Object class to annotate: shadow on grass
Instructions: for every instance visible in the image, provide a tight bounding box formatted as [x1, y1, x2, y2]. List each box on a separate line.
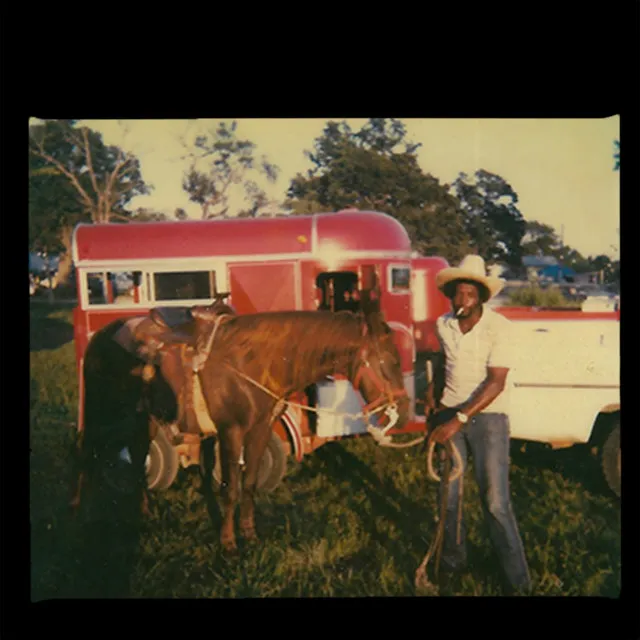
[29, 311, 75, 352]
[509, 441, 618, 502]
[310, 443, 434, 564]
[31, 469, 147, 601]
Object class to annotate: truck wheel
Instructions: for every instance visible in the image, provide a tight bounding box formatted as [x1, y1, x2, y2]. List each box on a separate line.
[601, 421, 620, 498]
[145, 427, 180, 491]
[212, 431, 288, 492]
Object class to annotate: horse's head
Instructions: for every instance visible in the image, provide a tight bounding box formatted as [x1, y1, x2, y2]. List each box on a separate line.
[351, 311, 410, 431]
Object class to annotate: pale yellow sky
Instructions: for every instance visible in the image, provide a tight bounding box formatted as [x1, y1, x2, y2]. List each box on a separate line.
[76, 117, 620, 259]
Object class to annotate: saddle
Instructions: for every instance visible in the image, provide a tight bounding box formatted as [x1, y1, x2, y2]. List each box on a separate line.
[132, 294, 233, 351]
[123, 295, 234, 441]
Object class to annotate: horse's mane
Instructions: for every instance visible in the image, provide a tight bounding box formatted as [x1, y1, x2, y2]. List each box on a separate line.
[215, 310, 369, 382]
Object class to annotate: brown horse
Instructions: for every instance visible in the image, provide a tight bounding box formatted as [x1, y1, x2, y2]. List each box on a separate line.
[74, 306, 409, 555]
[190, 309, 410, 553]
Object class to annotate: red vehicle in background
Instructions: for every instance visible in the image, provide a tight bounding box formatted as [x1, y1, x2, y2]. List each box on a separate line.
[71, 208, 620, 497]
[71, 209, 439, 491]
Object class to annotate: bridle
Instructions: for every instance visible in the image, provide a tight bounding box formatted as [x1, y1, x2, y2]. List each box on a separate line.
[352, 330, 408, 432]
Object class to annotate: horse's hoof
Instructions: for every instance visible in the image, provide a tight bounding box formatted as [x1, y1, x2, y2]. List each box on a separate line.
[221, 540, 239, 556]
[241, 528, 259, 544]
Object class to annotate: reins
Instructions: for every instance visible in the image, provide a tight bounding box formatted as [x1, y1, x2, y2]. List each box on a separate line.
[222, 363, 395, 425]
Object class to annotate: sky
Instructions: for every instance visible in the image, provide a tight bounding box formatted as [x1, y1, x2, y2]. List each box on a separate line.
[74, 117, 620, 260]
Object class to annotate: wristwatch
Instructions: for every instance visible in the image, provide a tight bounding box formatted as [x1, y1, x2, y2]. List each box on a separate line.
[456, 411, 469, 424]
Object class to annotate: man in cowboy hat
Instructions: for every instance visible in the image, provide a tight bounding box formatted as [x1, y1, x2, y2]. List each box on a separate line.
[425, 254, 532, 595]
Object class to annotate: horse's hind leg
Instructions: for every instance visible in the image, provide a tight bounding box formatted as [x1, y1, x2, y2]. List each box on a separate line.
[239, 421, 272, 543]
[200, 435, 216, 500]
[218, 424, 244, 553]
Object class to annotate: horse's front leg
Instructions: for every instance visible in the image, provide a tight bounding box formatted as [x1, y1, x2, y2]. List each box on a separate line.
[239, 420, 272, 543]
[218, 424, 244, 553]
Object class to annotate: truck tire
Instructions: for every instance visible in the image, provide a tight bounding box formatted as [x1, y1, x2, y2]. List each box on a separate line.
[146, 427, 180, 491]
[601, 421, 620, 498]
[212, 431, 288, 492]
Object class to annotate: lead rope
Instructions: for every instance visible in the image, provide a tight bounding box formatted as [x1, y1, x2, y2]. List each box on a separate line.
[222, 365, 464, 467]
[415, 359, 464, 591]
[415, 439, 464, 592]
[222, 363, 394, 425]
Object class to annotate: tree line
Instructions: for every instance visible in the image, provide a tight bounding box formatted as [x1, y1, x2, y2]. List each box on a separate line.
[29, 118, 619, 285]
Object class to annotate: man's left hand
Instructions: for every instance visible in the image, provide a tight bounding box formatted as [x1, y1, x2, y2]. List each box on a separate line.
[429, 418, 463, 445]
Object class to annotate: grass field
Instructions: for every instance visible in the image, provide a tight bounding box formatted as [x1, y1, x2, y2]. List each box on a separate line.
[30, 303, 622, 601]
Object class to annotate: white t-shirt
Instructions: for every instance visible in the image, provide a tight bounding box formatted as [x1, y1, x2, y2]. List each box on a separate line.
[436, 306, 512, 414]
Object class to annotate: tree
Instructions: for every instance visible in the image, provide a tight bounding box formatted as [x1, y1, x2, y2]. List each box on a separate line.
[521, 221, 562, 257]
[130, 208, 168, 222]
[452, 170, 526, 266]
[181, 121, 279, 219]
[29, 119, 151, 282]
[558, 247, 591, 273]
[587, 254, 618, 283]
[285, 119, 473, 263]
[519, 220, 594, 275]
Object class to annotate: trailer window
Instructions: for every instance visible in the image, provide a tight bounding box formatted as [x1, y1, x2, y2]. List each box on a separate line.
[85, 271, 142, 306]
[316, 272, 359, 312]
[389, 266, 410, 293]
[86, 272, 107, 304]
[153, 270, 216, 301]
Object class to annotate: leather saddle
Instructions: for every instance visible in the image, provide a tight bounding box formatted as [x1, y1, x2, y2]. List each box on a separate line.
[120, 295, 234, 440]
[132, 293, 233, 352]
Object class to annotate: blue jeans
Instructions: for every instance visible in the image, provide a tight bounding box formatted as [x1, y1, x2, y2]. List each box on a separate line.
[432, 408, 531, 592]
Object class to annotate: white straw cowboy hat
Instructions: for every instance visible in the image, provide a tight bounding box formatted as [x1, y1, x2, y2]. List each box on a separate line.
[436, 254, 505, 300]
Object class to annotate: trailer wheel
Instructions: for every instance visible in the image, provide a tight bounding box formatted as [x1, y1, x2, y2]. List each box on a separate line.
[212, 431, 288, 492]
[145, 428, 180, 491]
[601, 421, 620, 498]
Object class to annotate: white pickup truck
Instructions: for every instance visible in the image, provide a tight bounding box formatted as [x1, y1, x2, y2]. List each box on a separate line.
[495, 307, 620, 496]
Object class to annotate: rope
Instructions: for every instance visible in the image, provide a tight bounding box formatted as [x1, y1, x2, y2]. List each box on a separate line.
[223, 363, 391, 423]
[192, 314, 229, 372]
[222, 366, 461, 459]
[371, 433, 427, 449]
[415, 437, 464, 591]
[426, 438, 464, 482]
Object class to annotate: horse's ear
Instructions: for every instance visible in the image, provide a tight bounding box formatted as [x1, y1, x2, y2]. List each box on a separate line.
[363, 309, 390, 337]
[359, 289, 381, 316]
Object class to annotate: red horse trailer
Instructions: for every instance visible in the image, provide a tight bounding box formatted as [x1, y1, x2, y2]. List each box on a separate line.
[72, 209, 432, 491]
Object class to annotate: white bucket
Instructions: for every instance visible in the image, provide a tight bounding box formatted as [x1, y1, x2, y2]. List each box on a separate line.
[315, 379, 376, 438]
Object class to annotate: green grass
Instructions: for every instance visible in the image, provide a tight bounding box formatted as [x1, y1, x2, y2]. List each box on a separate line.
[30, 303, 621, 600]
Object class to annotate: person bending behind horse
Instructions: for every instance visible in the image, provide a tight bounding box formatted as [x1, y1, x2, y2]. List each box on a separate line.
[425, 255, 532, 595]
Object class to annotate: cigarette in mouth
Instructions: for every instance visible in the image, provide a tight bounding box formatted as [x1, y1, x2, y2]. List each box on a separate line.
[456, 307, 465, 317]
